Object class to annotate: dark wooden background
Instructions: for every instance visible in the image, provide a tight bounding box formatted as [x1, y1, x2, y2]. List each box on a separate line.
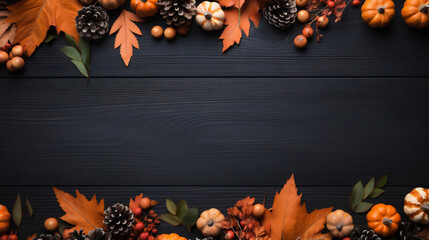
[1, 0, 429, 238]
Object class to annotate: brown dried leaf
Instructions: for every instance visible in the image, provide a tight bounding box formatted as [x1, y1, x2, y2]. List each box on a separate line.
[0, 8, 15, 47]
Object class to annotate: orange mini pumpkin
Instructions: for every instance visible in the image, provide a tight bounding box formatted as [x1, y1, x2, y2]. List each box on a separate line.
[401, 0, 429, 28]
[361, 0, 395, 27]
[367, 203, 401, 237]
[157, 233, 187, 240]
[130, 0, 159, 18]
[0, 205, 11, 235]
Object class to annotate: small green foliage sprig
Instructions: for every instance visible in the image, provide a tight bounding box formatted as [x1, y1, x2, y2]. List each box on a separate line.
[159, 199, 199, 233]
[61, 33, 90, 78]
[350, 174, 388, 213]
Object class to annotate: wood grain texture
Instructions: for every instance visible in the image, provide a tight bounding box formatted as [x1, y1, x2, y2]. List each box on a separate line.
[0, 0, 428, 78]
[0, 77, 428, 186]
[0, 186, 416, 239]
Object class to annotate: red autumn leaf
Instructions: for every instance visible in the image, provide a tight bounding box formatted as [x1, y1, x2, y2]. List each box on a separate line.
[219, 0, 261, 52]
[109, 9, 143, 67]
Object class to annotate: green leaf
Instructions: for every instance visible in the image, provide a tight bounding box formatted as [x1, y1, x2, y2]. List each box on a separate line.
[12, 194, 22, 228]
[159, 213, 182, 226]
[354, 202, 374, 213]
[61, 46, 81, 62]
[364, 177, 375, 199]
[375, 174, 388, 189]
[58, 220, 65, 234]
[350, 180, 365, 211]
[44, 34, 56, 43]
[166, 198, 177, 215]
[176, 200, 189, 221]
[369, 188, 385, 199]
[182, 207, 198, 227]
[71, 60, 89, 78]
[78, 38, 90, 69]
[64, 33, 79, 50]
[25, 196, 33, 218]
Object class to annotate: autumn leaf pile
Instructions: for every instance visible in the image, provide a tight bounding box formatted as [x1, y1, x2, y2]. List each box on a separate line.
[218, 0, 268, 52]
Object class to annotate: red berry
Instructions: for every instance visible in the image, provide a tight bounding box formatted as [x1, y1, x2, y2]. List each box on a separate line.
[132, 207, 142, 217]
[302, 26, 314, 38]
[247, 223, 254, 230]
[351, 0, 360, 6]
[135, 222, 145, 232]
[225, 230, 235, 240]
[151, 229, 157, 234]
[240, 220, 246, 227]
[0, 235, 8, 240]
[327, 0, 335, 8]
[148, 236, 154, 240]
[139, 232, 149, 240]
[9, 235, 18, 240]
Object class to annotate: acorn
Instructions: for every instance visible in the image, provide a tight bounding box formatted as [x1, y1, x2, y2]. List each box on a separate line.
[294, 34, 307, 48]
[297, 10, 310, 23]
[151, 26, 164, 39]
[11, 45, 26, 57]
[252, 204, 265, 218]
[8, 56, 25, 72]
[164, 27, 176, 40]
[139, 197, 151, 210]
[0, 51, 9, 64]
[44, 218, 59, 232]
[317, 15, 329, 28]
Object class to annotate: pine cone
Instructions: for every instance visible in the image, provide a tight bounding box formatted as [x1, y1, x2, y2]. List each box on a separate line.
[68, 229, 86, 240]
[0, 0, 21, 6]
[104, 203, 135, 236]
[157, 0, 197, 27]
[86, 228, 111, 240]
[32, 234, 61, 240]
[263, 0, 297, 29]
[75, 5, 109, 40]
[351, 228, 382, 240]
[396, 222, 425, 240]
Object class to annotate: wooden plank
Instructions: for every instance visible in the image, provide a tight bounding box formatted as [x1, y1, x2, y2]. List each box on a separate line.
[0, 186, 415, 239]
[0, 0, 428, 78]
[0, 78, 428, 186]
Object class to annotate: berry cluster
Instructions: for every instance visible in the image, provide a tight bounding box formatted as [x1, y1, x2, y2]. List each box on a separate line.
[293, 0, 361, 48]
[223, 198, 267, 240]
[0, 44, 26, 72]
[0, 233, 18, 240]
[131, 197, 160, 240]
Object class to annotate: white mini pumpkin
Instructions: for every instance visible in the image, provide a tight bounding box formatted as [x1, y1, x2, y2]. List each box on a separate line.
[196, 1, 225, 31]
[404, 187, 429, 224]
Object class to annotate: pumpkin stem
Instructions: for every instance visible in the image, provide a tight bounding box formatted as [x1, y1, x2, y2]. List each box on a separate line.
[336, 224, 343, 231]
[422, 202, 429, 212]
[377, 6, 386, 13]
[383, 217, 393, 226]
[207, 219, 214, 227]
[420, 4, 429, 13]
[204, 11, 213, 20]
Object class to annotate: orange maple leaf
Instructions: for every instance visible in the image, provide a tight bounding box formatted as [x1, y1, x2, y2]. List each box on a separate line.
[262, 175, 333, 240]
[5, 0, 82, 57]
[110, 9, 143, 67]
[218, 0, 246, 9]
[53, 187, 105, 234]
[0, 8, 16, 47]
[219, 0, 261, 52]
